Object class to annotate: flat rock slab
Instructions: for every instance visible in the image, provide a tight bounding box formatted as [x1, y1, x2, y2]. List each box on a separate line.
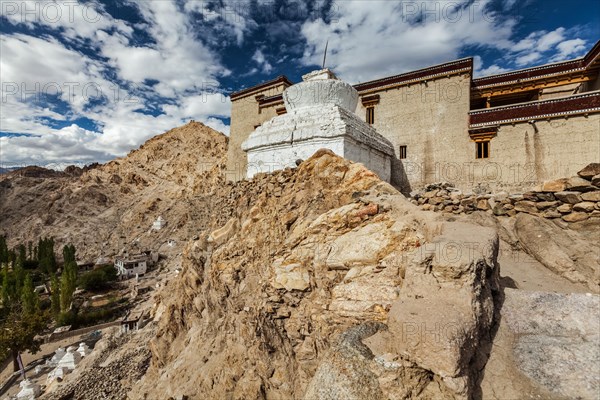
[482, 289, 600, 399]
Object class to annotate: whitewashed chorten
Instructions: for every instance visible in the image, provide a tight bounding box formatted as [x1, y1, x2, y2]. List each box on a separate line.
[242, 69, 394, 181]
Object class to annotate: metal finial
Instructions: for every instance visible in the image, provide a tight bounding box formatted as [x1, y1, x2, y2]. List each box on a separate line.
[322, 40, 329, 69]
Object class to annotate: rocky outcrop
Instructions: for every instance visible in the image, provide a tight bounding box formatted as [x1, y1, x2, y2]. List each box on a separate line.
[481, 289, 600, 399]
[514, 213, 599, 291]
[303, 322, 387, 400]
[129, 150, 501, 400]
[42, 327, 153, 400]
[3, 121, 596, 400]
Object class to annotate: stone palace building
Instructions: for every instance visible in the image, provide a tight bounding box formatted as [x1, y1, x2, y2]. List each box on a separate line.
[227, 40, 600, 192]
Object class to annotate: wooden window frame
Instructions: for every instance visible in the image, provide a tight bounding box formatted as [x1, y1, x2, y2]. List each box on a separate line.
[475, 140, 490, 159]
[399, 145, 407, 159]
[366, 106, 375, 125]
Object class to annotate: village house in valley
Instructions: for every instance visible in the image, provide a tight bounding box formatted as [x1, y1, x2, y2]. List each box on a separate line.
[114, 252, 158, 279]
[227, 40, 600, 192]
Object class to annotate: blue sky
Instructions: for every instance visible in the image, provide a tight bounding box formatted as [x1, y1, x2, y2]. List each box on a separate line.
[1, 0, 598, 167]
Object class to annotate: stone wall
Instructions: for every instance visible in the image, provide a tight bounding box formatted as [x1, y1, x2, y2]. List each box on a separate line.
[410, 163, 600, 224]
[226, 83, 288, 181]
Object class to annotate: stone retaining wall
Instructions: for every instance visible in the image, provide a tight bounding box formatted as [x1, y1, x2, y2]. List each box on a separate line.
[410, 163, 600, 223]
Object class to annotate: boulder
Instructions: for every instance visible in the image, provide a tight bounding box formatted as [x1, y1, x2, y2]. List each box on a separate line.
[541, 178, 567, 192]
[562, 212, 589, 222]
[476, 199, 489, 210]
[554, 191, 582, 204]
[534, 192, 555, 202]
[492, 204, 508, 216]
[384, 223, 500, 397]
[542, 210, 561, 219]
[564, 176, 597, 192]
[577, 163, 600, 180]
[514, 213, 599, 289]
[522, 192, 538, 201]
[481, 290, 600, 400]
[429, 196, 445, 205]
[542, 176, 597, 192]
[535, 201, 558, 210]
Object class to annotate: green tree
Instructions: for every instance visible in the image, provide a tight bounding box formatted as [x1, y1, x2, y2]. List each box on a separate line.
[50, 274, 60, 317]
[0, 266, 45, 372]
[0, 236, 8, 265]
[1, 264, 10, 306]
[20, 274, 38, 315]
[38, 238, 57, 274]
[63, 244, 76, 264]
[78, 265, 117, 292]
[0, 304, 45, 371]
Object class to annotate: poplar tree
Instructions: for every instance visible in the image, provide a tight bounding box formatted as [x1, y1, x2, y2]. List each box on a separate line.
[50, 274, 60, 317]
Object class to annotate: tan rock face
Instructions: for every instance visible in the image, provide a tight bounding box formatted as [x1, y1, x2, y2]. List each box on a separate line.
[383, 223, 499, 397]
[482, 290, 600, 400]
[271, 260, 310, 291]
[128, 150, 502, 400]
[514, 213, 599, 290]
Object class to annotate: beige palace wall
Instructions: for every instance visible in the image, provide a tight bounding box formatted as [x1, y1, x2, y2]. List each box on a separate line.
[226, 84, 287, 181]
[356, 73, 472, 192]
[471, 115, 600, 192]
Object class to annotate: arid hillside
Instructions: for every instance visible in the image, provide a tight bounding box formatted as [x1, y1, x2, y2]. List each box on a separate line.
[0, 122, 227, 261]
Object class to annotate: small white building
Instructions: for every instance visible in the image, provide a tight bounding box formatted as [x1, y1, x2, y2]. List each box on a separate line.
[115, 251, 158, 280]
[115, 255, 148, 279]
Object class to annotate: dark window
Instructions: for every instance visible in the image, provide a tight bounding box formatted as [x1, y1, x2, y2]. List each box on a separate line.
[366, 107, 375, 125]
[476, 140, 490, 159]
[399, 145, 407, 159]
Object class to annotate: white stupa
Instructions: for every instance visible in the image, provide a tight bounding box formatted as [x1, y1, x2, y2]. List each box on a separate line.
[47, 347, 66, 367]
[242, 69, 394, 181]
[57, 346, 81, 371]
[77, 342, 91, 357]
[16, 379, 41, 399]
